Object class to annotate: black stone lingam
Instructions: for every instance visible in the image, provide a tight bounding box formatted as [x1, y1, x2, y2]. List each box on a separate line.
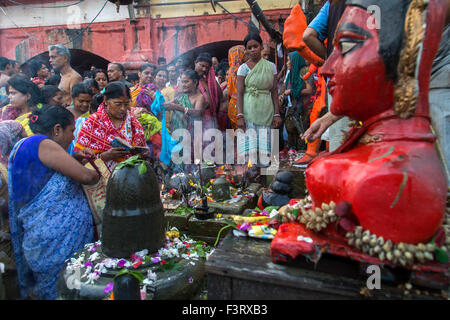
[194, 196, 214, 220]
[101, 161, 165, 258]
[211, 176, 231, 202]
[200, 164, 216, 185]
[113, 273, 141, 300]
[58, 160, 206, 300]
[261, 171, 294, 207]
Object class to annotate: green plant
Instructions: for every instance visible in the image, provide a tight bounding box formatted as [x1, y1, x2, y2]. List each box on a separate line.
[114, 268, 145, 284]
[115, 155, 147, 175]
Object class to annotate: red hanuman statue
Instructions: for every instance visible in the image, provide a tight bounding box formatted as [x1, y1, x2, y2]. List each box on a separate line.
[271, 0, 449, 272]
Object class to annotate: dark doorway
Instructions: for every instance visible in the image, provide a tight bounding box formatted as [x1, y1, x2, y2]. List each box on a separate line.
[168, 40, 279, 69]
[169, 40, 242, 68]
[21, 49, 110, 78]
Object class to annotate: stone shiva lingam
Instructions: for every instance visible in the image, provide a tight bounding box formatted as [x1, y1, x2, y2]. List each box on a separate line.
[260, 171, 294, 208]
[101, 159, 165, 257]
[211, 175, 231, 202]
[271, 0, 450, 286]
[58, 158, 207, 300]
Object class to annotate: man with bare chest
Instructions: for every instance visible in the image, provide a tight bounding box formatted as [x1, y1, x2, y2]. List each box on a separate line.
[48, 45, 82, 107]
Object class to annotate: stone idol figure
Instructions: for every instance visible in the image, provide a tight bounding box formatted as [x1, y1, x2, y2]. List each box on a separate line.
[271, 0, 449, 275]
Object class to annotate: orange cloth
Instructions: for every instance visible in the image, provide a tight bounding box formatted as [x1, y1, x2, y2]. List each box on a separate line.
[302, 64, 318, 81]
[226, 45, 246, 129]
[310, 70, 326, 126]
[283, 4, 325, 67]
[130, 84, 140, 108]
[297, 68, 326, 163]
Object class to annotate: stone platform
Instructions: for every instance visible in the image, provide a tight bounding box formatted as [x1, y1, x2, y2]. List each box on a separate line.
[205, 233, 447, 300]
[164, 183, 263, 245]
[165, 212, 233, 246]
[58, 242, 206, 300]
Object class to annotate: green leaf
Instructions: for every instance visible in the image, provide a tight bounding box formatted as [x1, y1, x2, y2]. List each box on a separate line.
[197, 248, 206, 258]
[173, 206, 194, 216]
[114, 268, 130, 279]
[113, 268, 145, 284]
[292, 209, 299, 217]
[264, 206, 280, 213]
[115, 162, 126, 170]
[129, 271, 145, 284]
[138, 162, 147, 175]
[159, 259, 181, 272]
[435, 247, 449, 264]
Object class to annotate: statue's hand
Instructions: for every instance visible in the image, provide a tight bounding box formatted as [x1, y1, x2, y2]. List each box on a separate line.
[302, 112, 342, 142]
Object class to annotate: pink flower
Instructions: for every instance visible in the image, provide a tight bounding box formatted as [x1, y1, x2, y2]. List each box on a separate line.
[239, 222, 252, 232]
[130, 254, 139, 261]
[188, 277, 193, 283]
[151, 257, 161, 264]
[117, 259, 126, 268]
[84, 262, 93, 268]
[104, 283, 114, 294]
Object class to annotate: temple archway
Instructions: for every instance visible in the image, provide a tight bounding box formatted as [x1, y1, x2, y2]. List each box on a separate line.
[169, 40, 278, 68]
[169, 40, 242, 67]
[21, 49, 110, 78]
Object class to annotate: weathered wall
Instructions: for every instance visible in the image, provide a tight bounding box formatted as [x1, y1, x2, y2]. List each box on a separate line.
[0, 0, 292, 69]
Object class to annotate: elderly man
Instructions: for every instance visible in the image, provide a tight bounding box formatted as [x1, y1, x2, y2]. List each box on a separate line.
[107, 62, 133, 88]
[48, 44, 82, 107]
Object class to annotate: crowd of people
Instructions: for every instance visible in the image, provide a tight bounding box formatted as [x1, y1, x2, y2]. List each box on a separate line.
[0, 31, 326, 299]
[0, 0, 447, 300]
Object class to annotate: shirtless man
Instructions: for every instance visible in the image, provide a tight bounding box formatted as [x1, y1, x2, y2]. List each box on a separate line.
[48, 44, 82, 107]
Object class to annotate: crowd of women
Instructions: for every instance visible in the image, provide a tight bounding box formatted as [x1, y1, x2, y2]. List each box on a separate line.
[0, 31, 322, 300]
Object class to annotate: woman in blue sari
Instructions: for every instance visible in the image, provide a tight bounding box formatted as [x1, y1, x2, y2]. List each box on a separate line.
[8, 105, 100, 299]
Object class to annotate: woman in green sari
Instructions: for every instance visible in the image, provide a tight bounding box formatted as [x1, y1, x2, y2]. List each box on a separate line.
[236, 32, 282, 167]
[165, 70, 206, 171]
[165, 70, 206, 133]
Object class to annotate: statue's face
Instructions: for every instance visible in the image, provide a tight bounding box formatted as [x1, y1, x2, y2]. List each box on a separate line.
[321, 6, 395, 121]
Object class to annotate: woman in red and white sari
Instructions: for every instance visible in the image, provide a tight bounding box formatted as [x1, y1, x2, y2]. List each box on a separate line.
[75, 81, 147, 171]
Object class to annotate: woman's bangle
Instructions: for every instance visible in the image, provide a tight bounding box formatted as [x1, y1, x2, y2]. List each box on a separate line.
[184, 107, 189, 115]
[274, 114, 281, 117]
[237, 113, 244, 119]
